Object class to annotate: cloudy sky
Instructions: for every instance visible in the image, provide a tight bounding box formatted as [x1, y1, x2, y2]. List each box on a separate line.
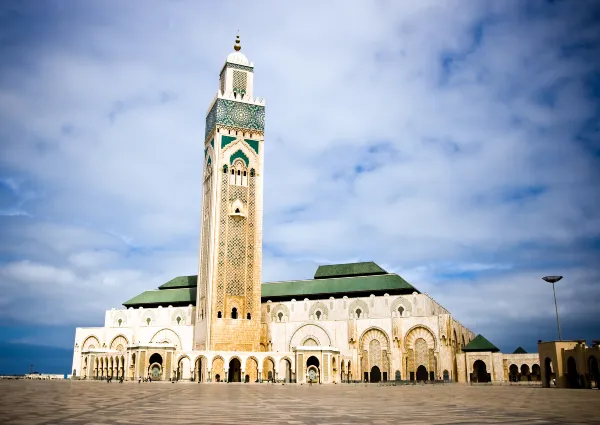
[1, 0, 599, 374]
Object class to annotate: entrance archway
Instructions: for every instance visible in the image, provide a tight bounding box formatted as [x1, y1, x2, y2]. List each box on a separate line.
[544, 357, 554, 387]
[306, 356, 320, 383]
[370, 366, 381, 383]
[148, 353, 163, 381]
[416, 365, 428, 382]
[473, 360, 488, 383]
[228, 358, 241, 382]
[567, 356, 579, 388]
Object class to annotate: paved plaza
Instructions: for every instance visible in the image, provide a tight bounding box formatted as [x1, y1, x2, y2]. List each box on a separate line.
[0, 381, 599, 425]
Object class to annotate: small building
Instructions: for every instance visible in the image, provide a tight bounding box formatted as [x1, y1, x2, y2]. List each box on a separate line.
[538, 340, 600, 389]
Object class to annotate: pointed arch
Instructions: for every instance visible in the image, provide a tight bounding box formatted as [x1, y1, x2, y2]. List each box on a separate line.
[150, 328, 182, 349]
[110, 335, 129, 351]
[404, 325, 437, 350]
[359, 327, 390, 351]
[82, 335, 100, 350]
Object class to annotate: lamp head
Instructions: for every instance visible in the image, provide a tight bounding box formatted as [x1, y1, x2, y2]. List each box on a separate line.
[542, 276, 563, 283]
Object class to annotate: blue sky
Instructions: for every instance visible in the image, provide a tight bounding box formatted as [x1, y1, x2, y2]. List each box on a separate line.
[1, 0, 599, 374]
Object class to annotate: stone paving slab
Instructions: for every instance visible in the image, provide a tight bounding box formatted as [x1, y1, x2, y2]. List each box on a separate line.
[0, 381, 599, 425]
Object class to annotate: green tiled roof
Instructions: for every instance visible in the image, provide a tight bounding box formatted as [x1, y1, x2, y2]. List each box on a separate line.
[462, 334, 500, 353]
[123, 288, 196, 307]
[122, 262, 418, 308]
[158, 275, 197, 289]
[513, 346, 527, 354]
[314, 262, 387, 279]
[261, 273, 417, 301]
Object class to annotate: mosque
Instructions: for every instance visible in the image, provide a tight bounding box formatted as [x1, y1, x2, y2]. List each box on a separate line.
[71, 36, 542, 385]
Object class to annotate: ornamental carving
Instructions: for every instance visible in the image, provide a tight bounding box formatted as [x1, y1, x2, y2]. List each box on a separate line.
[206, 99, 265, 138]
[348, 299, 369, 319]
[391, 296, 413, 317]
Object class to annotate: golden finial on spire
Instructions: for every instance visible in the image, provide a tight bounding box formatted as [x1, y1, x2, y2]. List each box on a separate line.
[234, 32, 241, 51]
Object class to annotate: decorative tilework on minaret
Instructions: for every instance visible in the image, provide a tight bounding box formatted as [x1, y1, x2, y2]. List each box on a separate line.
[195, 36, 265, 352]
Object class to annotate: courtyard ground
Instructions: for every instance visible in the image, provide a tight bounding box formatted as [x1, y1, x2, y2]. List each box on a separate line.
[0, 380, 598, 424]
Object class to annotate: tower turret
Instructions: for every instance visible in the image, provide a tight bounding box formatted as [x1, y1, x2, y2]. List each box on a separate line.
[195, 36, 265, 352]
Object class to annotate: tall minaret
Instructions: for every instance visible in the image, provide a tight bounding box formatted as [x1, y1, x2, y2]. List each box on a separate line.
[195, 35, 265, 352]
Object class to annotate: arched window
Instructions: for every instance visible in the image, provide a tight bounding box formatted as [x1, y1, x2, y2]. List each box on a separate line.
[146, 318, 151, 326]
[355, 308, 362, 319]
[250, 168, 255, 177]
[315, 310, 322, 320]
[278, 312, 283, 322]
[235, 208, 240, 214]
[118, 318, 122, 327]
[398, 306, 404, 316]
[176, 317, 181, 325]
[243, 170, 247, 176]
[231, 169, 234, 175]
[217, 311, 222, 318]
[247, 312, 251, 320]
[237, 170, 241, 175]
[231, 308, 238, 319]
[223, 165, 228, 173]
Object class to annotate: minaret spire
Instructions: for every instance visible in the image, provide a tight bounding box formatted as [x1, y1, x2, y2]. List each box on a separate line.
[234, 32, 241, 52]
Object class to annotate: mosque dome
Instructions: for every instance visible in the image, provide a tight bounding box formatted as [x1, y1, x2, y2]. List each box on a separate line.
[226, 51, 250, 65]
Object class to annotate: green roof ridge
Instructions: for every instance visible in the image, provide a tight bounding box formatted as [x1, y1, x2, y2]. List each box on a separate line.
[123, 287, 197, 307]
[462, 334, 500, 353]
[314, 261, 387, 279]
[262, 273, 417, 300]
[158, 275, 197, 290]
[513, 346, 527, 354]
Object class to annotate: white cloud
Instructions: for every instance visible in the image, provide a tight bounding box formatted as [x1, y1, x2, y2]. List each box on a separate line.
[0, 1, 598, 348]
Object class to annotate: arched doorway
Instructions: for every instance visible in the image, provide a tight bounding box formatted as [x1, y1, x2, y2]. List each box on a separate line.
[195, 357, 207, 382]
[177, 356, 191, 381]
[245, 357, 259, 383]
[473, 360, 488, 383]
[416, 365, 428, 382]
[532, 364, 541, 381]
[280, 358, 292, 383]
[262, 357, 275, 382]
[228, 358, 241, 382]
[509, 364, 519, 382]
[148, 353, 163, 381]
[588, 356, 599, 389]
[370, 366, 381, 383]
[520, 364, 530, 382]
[442, 370, 449, 381]
[544, 357, 554, 387]
[306, 356, 320, 384]
[567, 356, 579, 388]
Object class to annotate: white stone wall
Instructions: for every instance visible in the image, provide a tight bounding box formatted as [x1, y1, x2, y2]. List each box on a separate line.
[72, 292, 477, 382]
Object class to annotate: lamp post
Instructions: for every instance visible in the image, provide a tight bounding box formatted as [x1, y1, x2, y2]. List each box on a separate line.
[542, 276, 563, 341]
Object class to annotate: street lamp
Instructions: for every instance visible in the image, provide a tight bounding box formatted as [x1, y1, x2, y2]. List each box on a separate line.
[542, 276, 563, 341]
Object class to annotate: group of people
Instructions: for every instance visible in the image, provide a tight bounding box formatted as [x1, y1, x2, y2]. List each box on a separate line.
[138, 376, 152, 383]
[104, 376, 124, 384]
